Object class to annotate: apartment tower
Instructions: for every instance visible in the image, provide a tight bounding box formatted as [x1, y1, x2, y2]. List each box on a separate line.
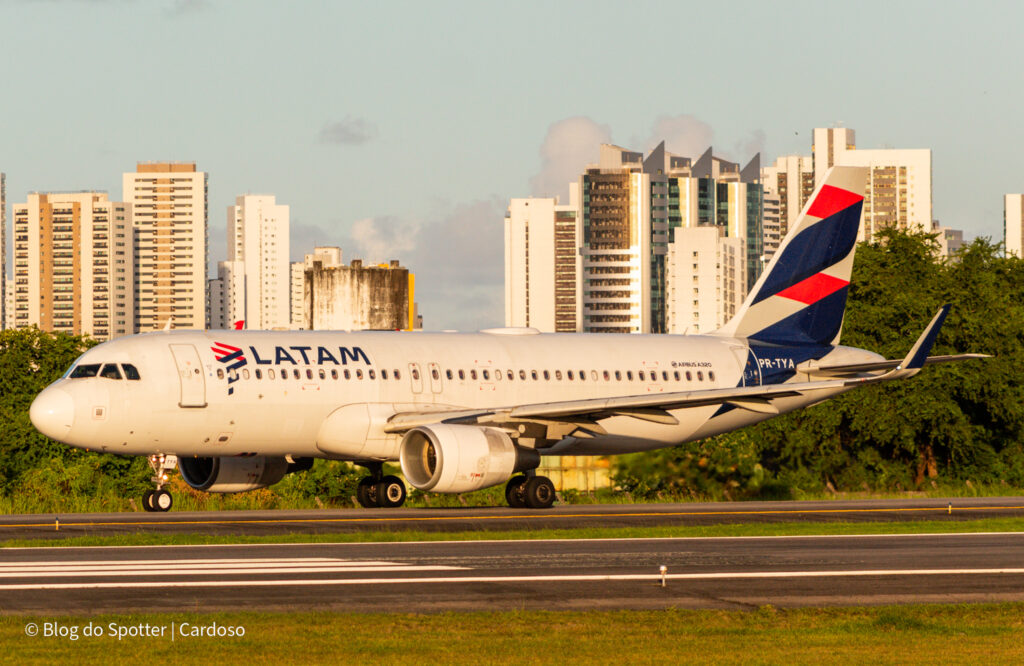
[12, 192, 133, 340]
[123, 162, 207, 331]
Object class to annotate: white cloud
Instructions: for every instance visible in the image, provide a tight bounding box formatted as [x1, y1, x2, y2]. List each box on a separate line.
[317, 116, 379, 146]
[529, 116, 612, 202]
[639, 114, 714, 159]
[347, 216, 420, 264]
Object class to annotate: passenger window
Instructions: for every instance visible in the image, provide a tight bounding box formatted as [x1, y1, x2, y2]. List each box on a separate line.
[331, 369, 338, 380]
[543, 370, 550, 381]
[697, 371, 704, 381]
[293, 369, 300, 379]
[458, 370, 465, 380]
[255, 369, 262, 380]
[243, 369, 250, 380]
[590, 370, 597, 381]
[494, 370, 501, 381]
[673, 371, 680, 381]
[319, 369, 326, 380]
[649, 372, 656, 382]
[519, 370, 526, 380]
[281, 370, 287, 380]
[663, 371, 669, 381]
[229, 369, 238, 381]
[628, 371, 635, 381]
[394, 370, 401, 380]
[603, 371, 610, 381]
[69, 363, 101, 378]
[686, 371, 692, 381]
[580, 370, 586, 381]
[507, 370, 513, 380]
[614, 371, 621, 381]
[531, 370, 538, 381]
[382, 369, 388, 380]
[356, 369, 363, 380]
[344, 369, 351, 379]
[268, 369, 275, 379]
[471, 370, 478, 380]
[555, 370, 562, 380]
[709, 371, 715, 382]
[431, 368, 439, 380]
[100, 364, 122, 380]
[482, 370, 490, 380]
[567, 370, 574, 380]
[122, 364, 141, 380]
[412, 368, 420, 380]
[370, 369, 376, 380]
[217, 368, 225, 379]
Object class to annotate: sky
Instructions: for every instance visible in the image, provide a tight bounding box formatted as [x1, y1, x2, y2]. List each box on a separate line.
[2, 0, 1023, 330]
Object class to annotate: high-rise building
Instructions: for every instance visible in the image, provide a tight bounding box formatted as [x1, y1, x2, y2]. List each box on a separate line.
[761, 155, 815, 237]
[225, 194, 290, 330]
[504, 194, 580, 332]
[812, 127, 932, 241]
[664, 226, 745, 334]
[1005, 194, 1024, 258]
[123, 162, 207, 332]
[3, 281, 13, 331]
[12, 192, 133, 340]
[934, 224, 964, 257]
[762, 193, 782, 261]
[290, 246, 343, 330]
[206, 260, 244, 329]
[0, 173, 5, 331]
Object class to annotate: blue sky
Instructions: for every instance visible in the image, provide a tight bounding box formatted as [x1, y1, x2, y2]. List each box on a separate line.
[3, 0, 1022, 329]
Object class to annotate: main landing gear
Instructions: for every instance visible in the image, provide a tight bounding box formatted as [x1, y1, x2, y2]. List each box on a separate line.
[355, 462, 407, 508]
[505, 473, 556, 509]
[142, 454, 177, 512]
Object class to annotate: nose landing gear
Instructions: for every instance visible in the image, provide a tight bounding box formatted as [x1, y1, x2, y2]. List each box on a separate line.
[142, 454, 177, 512]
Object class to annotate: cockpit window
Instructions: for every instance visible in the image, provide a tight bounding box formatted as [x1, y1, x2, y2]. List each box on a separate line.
[69, 363, 101, 379]
[122, 364, 141, 380]
[100, 364, 122, 380]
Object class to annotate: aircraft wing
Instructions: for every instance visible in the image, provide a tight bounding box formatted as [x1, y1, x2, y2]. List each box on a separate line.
[384, 306, 983, 433]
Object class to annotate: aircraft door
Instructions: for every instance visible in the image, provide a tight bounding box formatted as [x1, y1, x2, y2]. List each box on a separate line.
[408, 363, 423, 394]
[742, 348, 762, 387]
[428, 362, 443, 394]
[170, 344, 207, 407]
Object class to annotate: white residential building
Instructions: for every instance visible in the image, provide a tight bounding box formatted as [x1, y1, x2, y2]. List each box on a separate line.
[0, 173, 5, 330]
[664, 226, 745, 334]
[813, 127, 933, 241]
[222, 194, 290, 330]
[504, 194, 580, 332]
[761, 155, 815, 237]
[1005, 195, 1024, 258]
[4, 281, 15, 330]
[123, 162, 207, 332]
[12, 192, 133, 340]
[207, 260, 245, 329]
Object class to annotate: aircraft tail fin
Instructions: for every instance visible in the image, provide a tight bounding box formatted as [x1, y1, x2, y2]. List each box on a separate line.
[715, 166, 868, 346]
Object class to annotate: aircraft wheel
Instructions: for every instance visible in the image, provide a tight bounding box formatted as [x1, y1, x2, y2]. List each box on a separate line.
[523, 476, 556, 509]
[141, 490, 156, 512]
[505, 476, 528, 508]
[356, 477, 378, 508]
[151, 489, 174, 512]
[376, 476, 407, 508]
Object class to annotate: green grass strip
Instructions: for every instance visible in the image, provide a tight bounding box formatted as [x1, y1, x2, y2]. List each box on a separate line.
[3, 604, 1024, 664]
[4, 516, 1024, 549]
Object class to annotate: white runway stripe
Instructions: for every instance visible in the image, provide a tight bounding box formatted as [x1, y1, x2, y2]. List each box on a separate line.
[2, 568, 1024, 591]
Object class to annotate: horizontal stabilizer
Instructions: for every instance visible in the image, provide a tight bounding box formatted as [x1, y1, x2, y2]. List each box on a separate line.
[798, 353, 990, 378]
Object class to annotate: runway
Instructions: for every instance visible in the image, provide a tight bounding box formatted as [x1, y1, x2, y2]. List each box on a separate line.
[2, 496, 1024, 541]
[3, 532, 1024, 613]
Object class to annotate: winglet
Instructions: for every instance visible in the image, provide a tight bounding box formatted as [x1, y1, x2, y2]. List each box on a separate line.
[897, 305, 951, 375]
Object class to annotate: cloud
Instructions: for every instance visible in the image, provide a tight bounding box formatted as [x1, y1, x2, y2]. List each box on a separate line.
[731, 128, 767, 163]
[347, 216, 420, 264]
[639, 114, 714, 159]
[529, 117, 612, 202]
[317, 117, 379, 146]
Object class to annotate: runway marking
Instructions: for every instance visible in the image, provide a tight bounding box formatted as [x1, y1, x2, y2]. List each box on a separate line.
[3, 568, 1024, 590]
[0, 557, 463, 578]
[4, 504, 1024, 530]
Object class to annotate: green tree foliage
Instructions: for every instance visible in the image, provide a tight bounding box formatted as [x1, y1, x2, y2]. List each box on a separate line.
[616, 230, 1024, 497]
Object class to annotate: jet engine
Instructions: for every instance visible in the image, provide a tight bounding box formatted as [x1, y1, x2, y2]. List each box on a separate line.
[178, 456, 290, 493]
[399, 424, 540, 493]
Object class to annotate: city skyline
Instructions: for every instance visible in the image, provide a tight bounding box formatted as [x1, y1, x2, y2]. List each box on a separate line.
[2, 0, 1022, 330]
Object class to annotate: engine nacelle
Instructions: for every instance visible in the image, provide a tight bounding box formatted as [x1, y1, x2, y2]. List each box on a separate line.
[178, 456, 290, 493]
[399, 424, 540, 493]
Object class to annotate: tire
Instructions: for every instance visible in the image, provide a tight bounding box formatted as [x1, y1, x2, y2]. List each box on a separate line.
[152, 489, 174, 512]
[356, 477, 378, 508]
[376, 475, 407, 508]
[505, 477, 528, 508]
[524, 476, 556, 509]
[141, 490, 156, 512]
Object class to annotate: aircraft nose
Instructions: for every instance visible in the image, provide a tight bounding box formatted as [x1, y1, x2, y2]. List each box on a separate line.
[30, 387, 75, 441]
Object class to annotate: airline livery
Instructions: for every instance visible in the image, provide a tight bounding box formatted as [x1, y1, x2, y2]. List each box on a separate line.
[29, 167, 984, 511]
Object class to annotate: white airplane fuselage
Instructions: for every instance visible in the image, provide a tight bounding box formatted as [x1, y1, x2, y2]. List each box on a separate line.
[35, 327, 880, 461]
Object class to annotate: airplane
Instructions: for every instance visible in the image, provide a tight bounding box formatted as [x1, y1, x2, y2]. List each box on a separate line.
[29, 166, 985, 512]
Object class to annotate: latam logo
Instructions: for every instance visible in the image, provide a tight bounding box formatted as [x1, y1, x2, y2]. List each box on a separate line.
[212, 342, 247, 394]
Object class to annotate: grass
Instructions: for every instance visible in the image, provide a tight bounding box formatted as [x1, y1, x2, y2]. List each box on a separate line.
[4, 604, 1024, 664]
[4, 516, 1024, 549]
